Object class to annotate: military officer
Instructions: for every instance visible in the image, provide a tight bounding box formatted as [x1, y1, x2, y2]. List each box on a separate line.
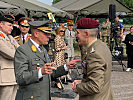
[72, 18, 114, 100]
[14, 17, 31, 45]
[101, 17, 111, 46]
[0, 15, 19, 100]
[65, 20, 75, 62]
[14, 20, 81, 100]
[64, 20, 76, 81]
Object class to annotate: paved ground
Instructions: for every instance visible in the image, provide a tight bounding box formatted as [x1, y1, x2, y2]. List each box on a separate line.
[51, 61, 133, 100]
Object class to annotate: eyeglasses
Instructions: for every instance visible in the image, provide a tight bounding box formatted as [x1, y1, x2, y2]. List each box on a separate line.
[60, 30, 65, 32]
[20, 25, 29, 28]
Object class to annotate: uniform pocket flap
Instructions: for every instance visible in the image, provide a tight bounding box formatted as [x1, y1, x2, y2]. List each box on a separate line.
[23, 91, 41, 99]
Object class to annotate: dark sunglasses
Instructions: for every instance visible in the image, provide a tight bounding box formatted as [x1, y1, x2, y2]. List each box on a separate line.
[60, 30, 65, 32]
[20, 25, 29, 28]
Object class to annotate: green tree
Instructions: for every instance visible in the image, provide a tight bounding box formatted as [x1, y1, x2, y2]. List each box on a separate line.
[52, 0, 62, 4]
[119, 0, 133, 10]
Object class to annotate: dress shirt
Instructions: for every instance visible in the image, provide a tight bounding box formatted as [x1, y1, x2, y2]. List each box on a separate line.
[21, 33, 28, 41]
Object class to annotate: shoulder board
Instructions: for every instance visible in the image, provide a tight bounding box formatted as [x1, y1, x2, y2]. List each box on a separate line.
[14, 36, 21, 40]
[0, 33, 5, 38]
[27, 34, 32, 39]
[14, 36, 20, 39]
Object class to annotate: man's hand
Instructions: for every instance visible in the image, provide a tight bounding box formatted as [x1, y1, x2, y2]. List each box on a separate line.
[66, 59, 81, 69]
[129, 41, 133, 45]
[41, 62, 56, 75]
[72, 80, 81, 93]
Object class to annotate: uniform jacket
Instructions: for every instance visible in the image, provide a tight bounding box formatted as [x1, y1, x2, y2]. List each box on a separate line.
[14, 33, 31, 45]
[14, 39, 68, 100]
[0, 32, 19, 86]
[76, 40, 114, 100]
[65, 29, 75, 58]
[102, 21, 111, 36]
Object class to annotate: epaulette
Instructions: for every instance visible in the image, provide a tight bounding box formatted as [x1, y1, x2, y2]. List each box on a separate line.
[14, 36, 21, 41]
[27, 34, 32, 39]
[0, 33, 5, 38]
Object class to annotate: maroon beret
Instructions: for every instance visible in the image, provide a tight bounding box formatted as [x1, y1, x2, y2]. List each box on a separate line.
[76, 18, 100, 29]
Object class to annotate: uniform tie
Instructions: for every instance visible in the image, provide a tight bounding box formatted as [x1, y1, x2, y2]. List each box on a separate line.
[70, 31, 71, 36]
[39, 46, 44, 53]
[23, 36, 25, 44]
[39, 46, 50, 62]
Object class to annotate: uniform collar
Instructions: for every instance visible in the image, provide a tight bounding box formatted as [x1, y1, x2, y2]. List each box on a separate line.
[21, 33, 28, 40]
[30, 38, 40, 51]
[87, 38, 97, 48]
[0, 30, 7, 37]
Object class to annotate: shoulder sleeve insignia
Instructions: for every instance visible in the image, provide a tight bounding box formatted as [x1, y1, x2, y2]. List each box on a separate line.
[32, 45, 37, 52]
[0, 33, 5, 38]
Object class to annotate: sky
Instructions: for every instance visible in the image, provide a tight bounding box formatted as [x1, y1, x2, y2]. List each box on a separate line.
[37, 0, 53, 5]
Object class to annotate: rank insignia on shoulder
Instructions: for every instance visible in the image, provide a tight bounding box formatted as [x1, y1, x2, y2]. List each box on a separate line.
[14, 36, 20, 40]
[32, 45, 37, 52]
[27, 34, 32, 39]
[0, 33, 5, 38]
[90, 47, 95, 53]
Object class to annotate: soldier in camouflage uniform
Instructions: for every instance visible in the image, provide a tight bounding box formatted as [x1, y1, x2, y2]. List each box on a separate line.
[113, 17, 122, 47]
[101, 18, 111, 46]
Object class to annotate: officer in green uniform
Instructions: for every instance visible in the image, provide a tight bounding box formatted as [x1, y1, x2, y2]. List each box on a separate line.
[72, 18, 114, 100]
[14, 20, 80, 100]
[101, 17, 111, 46]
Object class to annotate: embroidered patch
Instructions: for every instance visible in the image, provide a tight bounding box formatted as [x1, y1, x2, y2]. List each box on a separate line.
[32, 45, 37, 52]
[0, 33, 5, 38]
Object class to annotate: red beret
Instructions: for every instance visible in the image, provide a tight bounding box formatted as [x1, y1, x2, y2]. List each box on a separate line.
[76, 18, 99, 29]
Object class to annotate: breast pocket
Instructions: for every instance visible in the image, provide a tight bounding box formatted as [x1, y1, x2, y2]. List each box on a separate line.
[23, 91, 41, 100]
[30, 58, 44, 70]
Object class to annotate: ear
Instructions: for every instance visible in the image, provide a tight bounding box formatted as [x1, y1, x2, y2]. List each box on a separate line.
[0, 22, 3, 27]
[85, 30, 90, 37]
[34, 30, 38, 38]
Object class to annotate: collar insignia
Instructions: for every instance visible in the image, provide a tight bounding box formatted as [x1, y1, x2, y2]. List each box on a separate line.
[90, 47, 95, 53]
[0, 33, 5, 38]
[32, 45, 37, 52]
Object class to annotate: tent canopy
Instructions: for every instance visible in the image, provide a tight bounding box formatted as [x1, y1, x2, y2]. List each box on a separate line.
[0, 0, 73, 18]
[0, 1, 27, 16]
[53, 0, 133, 17]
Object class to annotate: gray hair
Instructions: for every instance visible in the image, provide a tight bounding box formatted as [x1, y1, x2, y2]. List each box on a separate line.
[81, 28, 98, 37]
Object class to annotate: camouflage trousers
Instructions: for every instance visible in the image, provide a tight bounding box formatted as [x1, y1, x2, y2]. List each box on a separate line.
[102, 36, 110, 46]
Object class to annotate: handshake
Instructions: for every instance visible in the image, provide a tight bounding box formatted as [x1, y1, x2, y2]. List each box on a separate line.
[41, 59, 81, 75]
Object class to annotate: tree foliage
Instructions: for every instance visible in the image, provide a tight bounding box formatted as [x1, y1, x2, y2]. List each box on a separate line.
[119, 0, 133, 10]
[52, 0, 62, 4]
